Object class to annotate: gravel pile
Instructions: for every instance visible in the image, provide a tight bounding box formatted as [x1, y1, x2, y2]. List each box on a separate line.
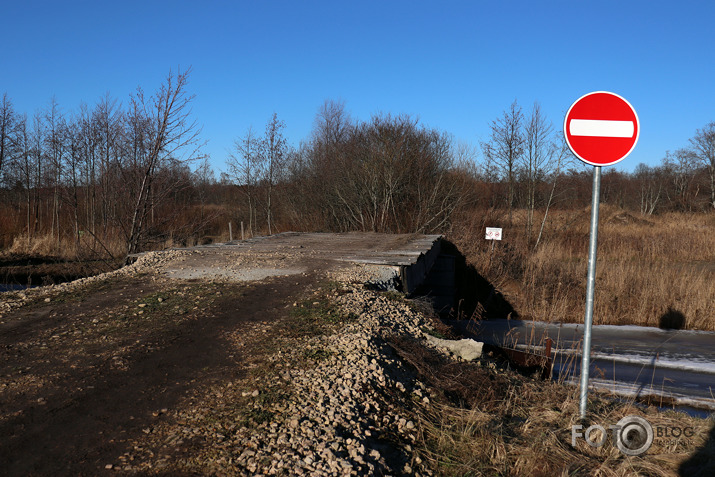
[116, 265, 439, 476]
[203, 266, 434, 475]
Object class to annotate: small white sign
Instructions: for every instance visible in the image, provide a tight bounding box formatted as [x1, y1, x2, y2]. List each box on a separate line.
[485, 227, 502, 240]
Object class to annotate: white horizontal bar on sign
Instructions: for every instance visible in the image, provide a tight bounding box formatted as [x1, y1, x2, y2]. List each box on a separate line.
[569, 119, 634, 138]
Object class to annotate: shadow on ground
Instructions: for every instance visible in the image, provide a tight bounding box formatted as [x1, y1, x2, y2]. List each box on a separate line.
[679, 421, 715, 476]
[0, 273, 315, 476]
[660, 307, 687, 330]
[415, 239, 517, 321]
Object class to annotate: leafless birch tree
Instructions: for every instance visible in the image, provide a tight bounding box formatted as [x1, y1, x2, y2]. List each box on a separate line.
[663, 148, 699, 211]
[0, 93, 16, 182]
[261, 113, 287, 235]
[227, 126, 262, 236]
[482, 100, 524, 223]
[689, 122, 715, 209]
[125, 68, 203, 256]
[522, 102, 553, 242]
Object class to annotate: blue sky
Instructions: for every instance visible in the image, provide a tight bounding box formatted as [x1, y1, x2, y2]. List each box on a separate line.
[2, 0, 714, 174]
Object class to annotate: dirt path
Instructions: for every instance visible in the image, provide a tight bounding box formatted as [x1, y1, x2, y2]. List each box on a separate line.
[0, 233, 447, 475]
[0, 267, 322, 475]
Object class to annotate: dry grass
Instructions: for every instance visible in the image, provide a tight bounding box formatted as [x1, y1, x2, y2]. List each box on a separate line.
[3, 228, 239, 260]
[389, 336, 714, 476]
[450, 208, 715, 331]
[417, 400, 713, 476]
[6, 233, 127, 260]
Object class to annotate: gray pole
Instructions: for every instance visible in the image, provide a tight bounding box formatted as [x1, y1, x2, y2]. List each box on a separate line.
[579, 166, 601, 419]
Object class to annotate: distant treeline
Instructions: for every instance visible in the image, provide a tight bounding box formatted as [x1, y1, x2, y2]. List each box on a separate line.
[0, 71, 713, 257]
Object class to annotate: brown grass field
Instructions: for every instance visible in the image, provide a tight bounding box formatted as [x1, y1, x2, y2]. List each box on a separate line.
[450, 207, 715, 331]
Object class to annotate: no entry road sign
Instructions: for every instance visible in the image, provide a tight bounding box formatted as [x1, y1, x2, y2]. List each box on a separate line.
[564, 91, 639, 167]
[565, 91, 640, 418]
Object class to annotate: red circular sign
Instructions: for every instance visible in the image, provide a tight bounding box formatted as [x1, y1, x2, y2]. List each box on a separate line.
[564, 91, 639, 166]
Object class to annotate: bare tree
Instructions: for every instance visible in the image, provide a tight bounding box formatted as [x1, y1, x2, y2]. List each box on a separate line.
[44, 97, 66, 244]
[315, 114, 467, 234]
[62, 115, 84, 246]
[689, 122, 715, 209]
[312, 99, 352, 147]
[663, 148, 699, 211]
[94, 93, 123, 236]
[534, 138, 574, 250]
[193, 156, 214, 218]
[227, 126, 262, 236]
[14, 114, 33, 245]
[125, 68, 203, 256]
[413, 130, 467, 234]
[453, 140, 479, 166]
[76, 104, 96, 239]
[0, 93, 16, 182]
[30, 112, 45, 236]
[482, 100, 524, 223]
[280, 142, 314, 229]
[522, 102, 553, 242]
[307, 100, 353, 229]
[260, 113, 287, 235]
[634, 163, 663, 215]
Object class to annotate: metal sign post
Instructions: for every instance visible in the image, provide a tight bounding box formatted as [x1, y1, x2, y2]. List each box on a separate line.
[579, 166, 601, 418]
[563, 91, 639, 419]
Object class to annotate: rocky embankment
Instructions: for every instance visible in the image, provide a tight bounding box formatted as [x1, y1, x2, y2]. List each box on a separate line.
[128, 266, 442, 476]
[233, 269, 434, 475]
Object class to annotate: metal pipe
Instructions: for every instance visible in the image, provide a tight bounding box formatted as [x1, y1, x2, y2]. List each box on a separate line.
[579, 166, 601, 419]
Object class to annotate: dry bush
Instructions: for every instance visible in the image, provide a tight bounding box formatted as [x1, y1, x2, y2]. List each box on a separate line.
[449, 208, 715, 331]
[1, 201, 240, 262]
[0, 208, 22, 249]
[7, 233, 127, 260]
[7, 234, 60, 257]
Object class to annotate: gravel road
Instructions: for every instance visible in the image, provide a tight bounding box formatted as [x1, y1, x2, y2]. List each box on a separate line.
[1, 237, 452, 476]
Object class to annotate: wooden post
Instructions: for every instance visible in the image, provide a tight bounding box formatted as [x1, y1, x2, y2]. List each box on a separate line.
[241, 221, 245, 240]
[229, 222, 233, 241]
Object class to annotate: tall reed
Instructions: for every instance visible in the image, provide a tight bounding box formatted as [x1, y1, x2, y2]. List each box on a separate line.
[450, 208, 715, 331]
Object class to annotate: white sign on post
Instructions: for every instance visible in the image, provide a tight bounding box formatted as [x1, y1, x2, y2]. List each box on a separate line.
[485, 227, 502, 240]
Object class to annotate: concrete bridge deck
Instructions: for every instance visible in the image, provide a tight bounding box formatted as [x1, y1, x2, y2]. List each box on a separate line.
[129, 232, 445, 294]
